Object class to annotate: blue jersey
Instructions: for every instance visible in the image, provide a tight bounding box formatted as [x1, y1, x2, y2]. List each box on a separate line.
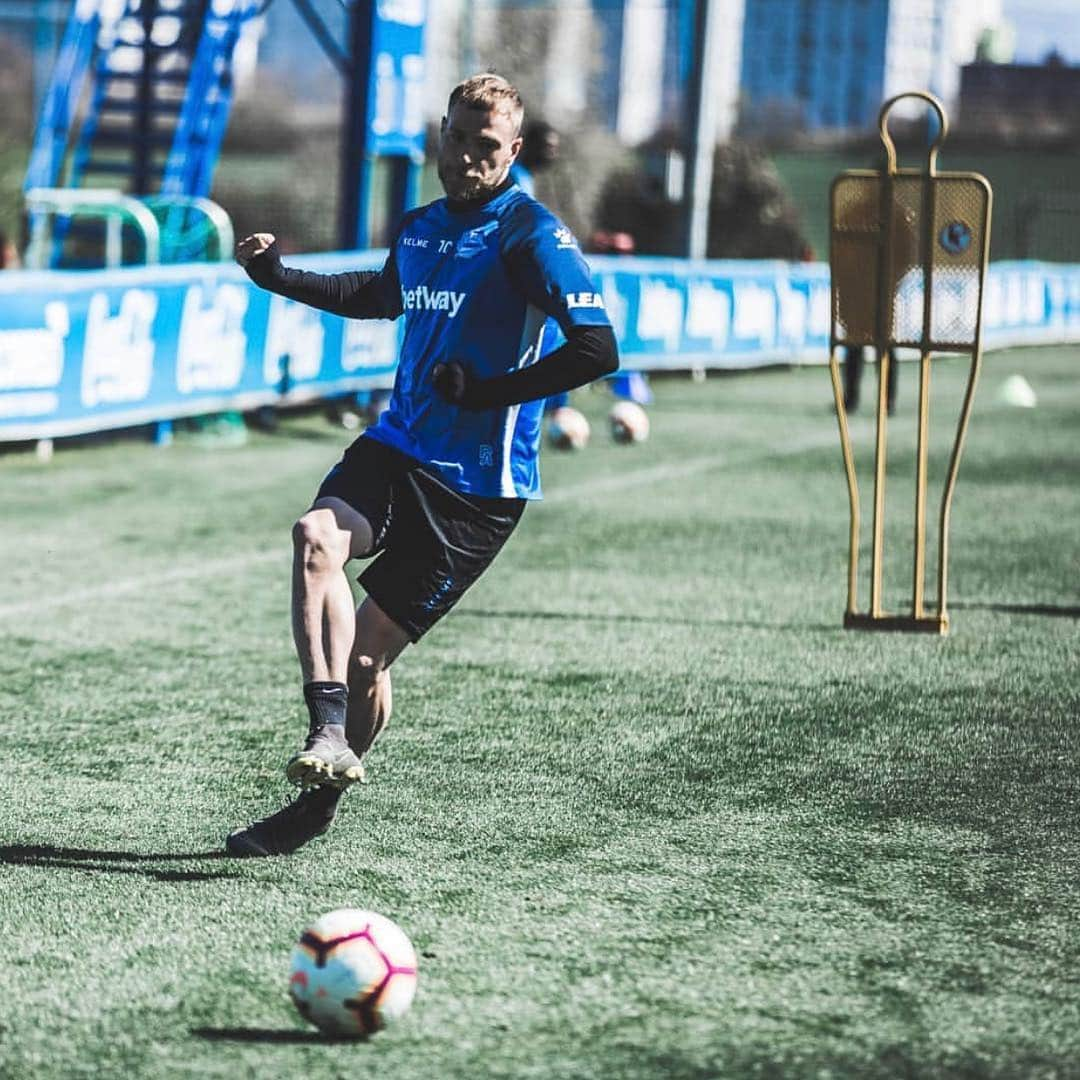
[509, 164, 568, 364]
[363, 183, 609, 499]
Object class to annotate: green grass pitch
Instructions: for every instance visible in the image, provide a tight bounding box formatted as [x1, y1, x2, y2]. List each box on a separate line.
[1, 346, 1078, 1078]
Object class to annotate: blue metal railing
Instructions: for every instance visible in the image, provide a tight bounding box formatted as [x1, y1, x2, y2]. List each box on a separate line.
[24, 0, 107, 191]
[25, 0, 260, 268]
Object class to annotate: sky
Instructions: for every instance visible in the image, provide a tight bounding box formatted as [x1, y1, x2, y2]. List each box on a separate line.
[1001, 0, 1080, 63]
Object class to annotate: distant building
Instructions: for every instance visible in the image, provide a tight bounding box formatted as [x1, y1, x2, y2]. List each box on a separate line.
[959, 57, 1080, 137]
[534, 0, 741, 145]
[233, 0, 750, 145]
[739, 0, 1003, 134]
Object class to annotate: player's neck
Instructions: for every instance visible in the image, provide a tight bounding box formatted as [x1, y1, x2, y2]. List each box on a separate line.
[445, 175, 515, 214]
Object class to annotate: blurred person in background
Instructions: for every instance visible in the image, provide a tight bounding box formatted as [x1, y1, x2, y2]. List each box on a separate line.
[843, 345, 897, 415]
[511, 125, 650, 421]
[588, 230, 652, 407]
[509, 118, 560, 198]
[0, 230, 21, 270]
[839, 151, 900, 416]
[511, 120, 572, 416]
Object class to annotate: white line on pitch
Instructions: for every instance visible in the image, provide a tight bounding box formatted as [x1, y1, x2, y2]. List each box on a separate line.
[0, 433, 836, 622]
[544, 432, 834, 503]
[0, 550, 285, 621]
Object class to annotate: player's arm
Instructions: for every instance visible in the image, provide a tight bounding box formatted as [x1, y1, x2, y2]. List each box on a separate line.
[236, 233, 401, 320]
[432, 324, 617, 410]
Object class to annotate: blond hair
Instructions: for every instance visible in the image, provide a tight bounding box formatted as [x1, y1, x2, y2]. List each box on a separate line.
[446, 73, 524, 135]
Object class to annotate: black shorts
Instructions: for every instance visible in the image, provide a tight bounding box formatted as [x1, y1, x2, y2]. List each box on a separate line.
[315, 435, 526, 641]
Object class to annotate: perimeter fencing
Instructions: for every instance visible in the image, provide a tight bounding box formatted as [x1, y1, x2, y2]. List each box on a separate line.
[2, 253, 1079, 441]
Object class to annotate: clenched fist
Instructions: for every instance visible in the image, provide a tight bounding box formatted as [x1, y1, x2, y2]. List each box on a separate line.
[431, 361, 469, 405]
[235, 232, 276, 267]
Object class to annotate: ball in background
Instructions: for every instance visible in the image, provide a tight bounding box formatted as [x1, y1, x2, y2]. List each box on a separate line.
[547, 405, 591, 450]
[609, 400, 650, 444]
[289, 908, 418, 1037]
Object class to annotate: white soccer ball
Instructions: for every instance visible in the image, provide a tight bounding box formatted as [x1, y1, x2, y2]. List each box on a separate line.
[547, 405, 591, 450]
[609, 400, 650, 444]
[288, 908, 418, 1037]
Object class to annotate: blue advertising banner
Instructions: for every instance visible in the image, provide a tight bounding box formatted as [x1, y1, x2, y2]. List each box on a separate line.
[591, 257, 832, 368]
[367, 0, 427, 158]
[2, 254, 1079, 441]
[0, 254, 395, 440]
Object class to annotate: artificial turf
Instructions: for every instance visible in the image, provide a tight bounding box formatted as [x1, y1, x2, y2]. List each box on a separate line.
[1, 347, 1077, 1078]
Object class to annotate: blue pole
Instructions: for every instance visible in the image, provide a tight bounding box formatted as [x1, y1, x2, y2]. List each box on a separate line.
[339, 0, 374, 250]
[387, 154, 421, 232]
[31, 0, 59, 124]
[406, 153, 423, 212]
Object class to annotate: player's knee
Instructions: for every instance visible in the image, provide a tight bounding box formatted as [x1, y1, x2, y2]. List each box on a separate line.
[349, 651, 391, 686]
[293, 512, 348, 574]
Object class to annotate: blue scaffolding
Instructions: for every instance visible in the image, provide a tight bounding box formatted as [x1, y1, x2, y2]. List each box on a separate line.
[25, 0, 427, 265]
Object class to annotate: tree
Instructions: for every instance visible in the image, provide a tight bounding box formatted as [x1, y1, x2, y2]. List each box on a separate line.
[595, 139, 809, 259]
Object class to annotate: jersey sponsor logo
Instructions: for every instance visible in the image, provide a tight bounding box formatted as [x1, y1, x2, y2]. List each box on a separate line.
[401, 285, 467, 318]
[566, 291, 605, 310]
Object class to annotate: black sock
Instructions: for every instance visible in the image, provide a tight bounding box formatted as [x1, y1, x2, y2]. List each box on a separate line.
[303, 681, 348, 730]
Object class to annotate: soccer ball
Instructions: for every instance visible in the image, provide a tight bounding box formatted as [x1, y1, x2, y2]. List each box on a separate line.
[288, 908, 418, 1037]
[547, 405, 590, 450]
[609, 400, 650, 444]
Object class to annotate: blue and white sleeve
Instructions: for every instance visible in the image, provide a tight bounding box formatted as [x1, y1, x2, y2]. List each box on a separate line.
[502, 207, 611, 335]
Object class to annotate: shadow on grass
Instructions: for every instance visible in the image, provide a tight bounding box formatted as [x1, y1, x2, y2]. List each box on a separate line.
[952, 600, 1080, 619]
[191, 1026, 362, 1045]
[0, 843, 239, 882]
[459, 607, 834, 634]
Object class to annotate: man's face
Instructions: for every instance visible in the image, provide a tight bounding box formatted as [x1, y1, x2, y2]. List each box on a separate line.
[537, 129, 560, 165]
[437, 103, 522, 202]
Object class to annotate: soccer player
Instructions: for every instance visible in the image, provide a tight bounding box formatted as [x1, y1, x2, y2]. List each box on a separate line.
[227, 73, 618, 856]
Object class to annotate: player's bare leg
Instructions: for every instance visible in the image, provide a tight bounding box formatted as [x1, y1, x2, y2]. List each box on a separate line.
[345, 597, 411, 758]
[286, 497, 373, 789]
[227, 499, 378, 857]
[271, 599, 409, 839]
[291, 497, 372, 683]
